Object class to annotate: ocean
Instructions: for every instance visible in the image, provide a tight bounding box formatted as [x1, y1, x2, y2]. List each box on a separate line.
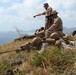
[0, 31, 34, 45]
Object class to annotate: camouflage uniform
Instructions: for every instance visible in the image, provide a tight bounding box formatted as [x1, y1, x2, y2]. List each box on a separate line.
[35, 30, 45, 38]
[45, 7, 53, 30]
[45, 16, 64, 38]
[33, 3, 53, 30]
[32, 37, 42, 49]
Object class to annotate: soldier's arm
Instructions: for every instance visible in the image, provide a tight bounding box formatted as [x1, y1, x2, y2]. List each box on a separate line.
[48, 18, 59, 31]
[33, 12, 45, 18]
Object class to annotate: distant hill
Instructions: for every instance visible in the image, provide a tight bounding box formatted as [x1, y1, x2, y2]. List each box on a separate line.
[8, 29, 36, 35]
[29, 27, 76, 35]
[63, 27, 76, 35]
[0, 27, 76, 36]
[15, 27, 76, 35]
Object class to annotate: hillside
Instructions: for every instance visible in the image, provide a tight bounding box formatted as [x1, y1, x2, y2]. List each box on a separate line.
[0, 36, 76, 75]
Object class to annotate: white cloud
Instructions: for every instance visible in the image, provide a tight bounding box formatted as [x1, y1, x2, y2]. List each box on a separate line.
[61, 0, 76, 9]
[0, 0, 76, 31]
[0, 7, 5, 14]
[0, 0, 10, 3]
[46, 0, 76, 10]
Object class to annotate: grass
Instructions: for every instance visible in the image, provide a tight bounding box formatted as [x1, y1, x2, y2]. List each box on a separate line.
[31, 46, 76, 75]
[0, 37, 76, 75]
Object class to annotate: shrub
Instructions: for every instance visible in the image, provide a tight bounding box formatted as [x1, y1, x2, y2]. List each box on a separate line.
[32, 46, 76, 74]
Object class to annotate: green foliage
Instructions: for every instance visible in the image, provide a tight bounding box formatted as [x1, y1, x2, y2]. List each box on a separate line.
[0, 63, 11, 75]
[0, 63, 7, 73]
[32, 46, 60, 66]
[32, 46, 76, 74]
[0, 36, 76, 75]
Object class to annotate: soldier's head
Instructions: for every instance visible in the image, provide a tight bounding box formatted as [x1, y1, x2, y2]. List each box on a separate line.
[43, 3, 49, 10]
[41, 27, 44, 30]
[51, 10, 58, 18]
[32, 37, 42, 49]
[38, 27, 44, 32]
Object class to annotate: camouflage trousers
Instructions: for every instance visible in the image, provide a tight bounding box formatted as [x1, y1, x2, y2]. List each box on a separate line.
[45, 18, 49, 30]
[35, 31, 45, 38]
[45, 17, 53, 30]
[45, 30, 64, 38]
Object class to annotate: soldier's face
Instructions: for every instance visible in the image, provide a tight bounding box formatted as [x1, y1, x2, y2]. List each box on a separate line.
[52, 14, 55, 18]
[44, 5, 48, 10]
[52, 14, 57, 18]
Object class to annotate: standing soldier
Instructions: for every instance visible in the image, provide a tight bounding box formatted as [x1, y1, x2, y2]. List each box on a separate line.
[33, 3, 53, 30]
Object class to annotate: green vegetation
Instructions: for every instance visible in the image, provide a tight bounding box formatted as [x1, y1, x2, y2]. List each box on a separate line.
[32, 46, 76, 75]
[0, 37, 76, 75]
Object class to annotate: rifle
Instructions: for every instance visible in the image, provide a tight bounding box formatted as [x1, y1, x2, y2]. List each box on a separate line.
[0, 43, 37, 55]
[0, 49, 21, 55]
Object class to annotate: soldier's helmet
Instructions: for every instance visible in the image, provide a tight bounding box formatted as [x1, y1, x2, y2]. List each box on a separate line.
[51, 10, 58, 15]
[43, 3, 49, 7]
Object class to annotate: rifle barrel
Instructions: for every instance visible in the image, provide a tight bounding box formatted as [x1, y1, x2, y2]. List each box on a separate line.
[0, 50, 17, 55]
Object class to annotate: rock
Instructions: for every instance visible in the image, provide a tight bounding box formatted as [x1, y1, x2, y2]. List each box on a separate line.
[63, 34, 71, 40]
[61, 35, 70, 44]
[63, 38, 70, 44]
[40, 42, 49, 51]
[70, 41, 76, 46]
[60, 38, 76, 50]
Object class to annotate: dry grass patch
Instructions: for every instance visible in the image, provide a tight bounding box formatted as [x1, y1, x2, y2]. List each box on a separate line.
[0, 37, 76, 75]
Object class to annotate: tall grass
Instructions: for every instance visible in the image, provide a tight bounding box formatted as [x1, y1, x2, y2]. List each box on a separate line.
[0, 37, 76, 75]
[31, 46, 76, 75]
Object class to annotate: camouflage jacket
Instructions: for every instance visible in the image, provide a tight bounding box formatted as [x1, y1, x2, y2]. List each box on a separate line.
[48, 16, 63, 31]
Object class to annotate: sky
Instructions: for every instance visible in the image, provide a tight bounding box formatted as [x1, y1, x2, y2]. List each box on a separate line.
[0, 0, 76, 31]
